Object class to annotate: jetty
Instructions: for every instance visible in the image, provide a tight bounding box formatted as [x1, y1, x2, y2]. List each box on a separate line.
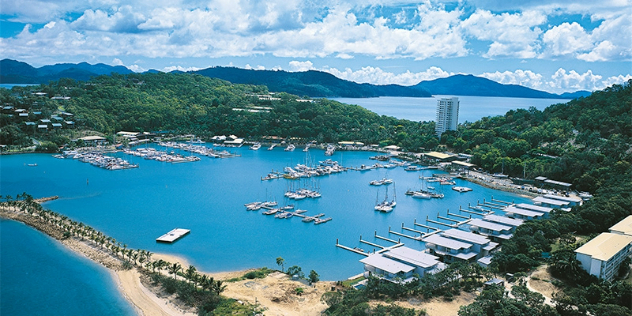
[156, 228, 190, 243]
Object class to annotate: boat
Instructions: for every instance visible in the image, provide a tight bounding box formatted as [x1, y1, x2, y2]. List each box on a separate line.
[285, 144, 295, 151]
[27, 163, 38, 167]
[412, 192, 432, 199]
[268, 144, 276, 150]
[369, 179, 384, 186]
[250, 143, 262, 150]
[303, 145, 310, 152]
[324, 144, 335, 156]
[314, 217, 332, 224]
[405, 165, 420, 171]
[262, 209, 279, 215]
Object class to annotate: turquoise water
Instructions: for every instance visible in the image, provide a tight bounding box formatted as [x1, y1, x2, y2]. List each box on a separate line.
[0, 219, 136, 316]
[1, 146, 531, 281]
[331, 96, 569, 123]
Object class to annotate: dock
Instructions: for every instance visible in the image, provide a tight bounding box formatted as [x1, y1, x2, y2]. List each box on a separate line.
[156, 228, 190, 243]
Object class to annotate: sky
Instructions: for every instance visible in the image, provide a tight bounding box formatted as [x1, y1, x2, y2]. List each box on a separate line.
[1, 0, 631, 94]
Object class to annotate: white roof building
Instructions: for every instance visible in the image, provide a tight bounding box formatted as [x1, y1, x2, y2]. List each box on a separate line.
[609, 215, 632, 237]
[575, 233, 632, 281]
[468, 219, 513, 240]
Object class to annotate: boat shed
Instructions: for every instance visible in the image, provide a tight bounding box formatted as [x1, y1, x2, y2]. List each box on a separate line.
[503, 205, 545, 220]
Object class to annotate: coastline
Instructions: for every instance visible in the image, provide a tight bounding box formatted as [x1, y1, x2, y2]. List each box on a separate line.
[0, 204, 221, 316]
[0, 201, 335, 316]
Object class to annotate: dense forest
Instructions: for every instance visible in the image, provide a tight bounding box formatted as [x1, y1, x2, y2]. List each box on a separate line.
[1, 73, 631, 315]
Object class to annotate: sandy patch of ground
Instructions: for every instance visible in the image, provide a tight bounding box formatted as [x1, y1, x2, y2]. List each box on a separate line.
[528, 265, 560, 302]
[379, 291, 477, 316]
[221, 272, 334, 316]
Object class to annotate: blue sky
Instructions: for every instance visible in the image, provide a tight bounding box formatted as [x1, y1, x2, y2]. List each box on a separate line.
[1, 0, 630, 93]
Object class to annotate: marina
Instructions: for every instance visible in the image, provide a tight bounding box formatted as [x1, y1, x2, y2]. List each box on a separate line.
[2, 146, 536, 280]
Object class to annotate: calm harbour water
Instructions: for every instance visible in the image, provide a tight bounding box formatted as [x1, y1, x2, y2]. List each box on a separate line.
[331, 96, 569, 122]
[2, 146, 531, 282]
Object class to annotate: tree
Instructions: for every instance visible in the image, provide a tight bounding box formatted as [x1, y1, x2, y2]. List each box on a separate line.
[185, 265, 197, 284]
[309, 270, 320, 284]
[286, 265, 304, 279]
[276, 256, 285, 272]
[169, 262, 182, 280]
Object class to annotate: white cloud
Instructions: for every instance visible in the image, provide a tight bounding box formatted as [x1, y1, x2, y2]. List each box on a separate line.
[461, 9, 546, 58]
[112, 58, 124, 66]
[128, 64, 146, 72]
[324, 66, 452, 86]
[480, 70, 546, 90]
[541, 22, 592, 58]
[288, 60, 314, 72]
[162, 65, 201, 72]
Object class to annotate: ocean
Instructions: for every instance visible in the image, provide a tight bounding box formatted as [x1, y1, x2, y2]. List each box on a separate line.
[0, 219, 136, 316]
[1, 147, 531, 281]
[330, 96, 570, 123]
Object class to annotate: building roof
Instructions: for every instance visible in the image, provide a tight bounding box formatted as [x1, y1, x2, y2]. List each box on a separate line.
[514, 203, 553, 213]
[609, 215, 632, 236]
[483, 214, 524, 227]
[80, 136, 106, 141]
[52, 123, 62, 127]
[423, 234, 473, 250]
[384, 246, 440, 268]
[25, 122, 36, 126]
[424, 151, 453, 160]
[360, 254, 415, 274]
[452, 161, 474, 167]
[542, 194, 583, 203]
[575, 233, 632, 261]
[383, 145, 401, 150]
[469, 219, 512, 232]
[441, 229, 491, 245]
[535, 176, 548, 181]
[503, 206, 544, 218]
[544, 179, 572, 187]
[477, 256, 493, 266]
[37, 125, 48, 128]
[533, 196, 570, 206]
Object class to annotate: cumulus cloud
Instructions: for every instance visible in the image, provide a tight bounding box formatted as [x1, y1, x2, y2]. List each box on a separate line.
[162, 65, 201, 72]
[478, 68, 631, 93]
[324, 66, 453, 86]
[461, 10, 546, 58]
[288, 60, 314, 72]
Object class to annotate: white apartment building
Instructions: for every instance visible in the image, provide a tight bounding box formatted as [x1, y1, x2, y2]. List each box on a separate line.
[575, 232, 632, 281]
[435, 97, 459, 138]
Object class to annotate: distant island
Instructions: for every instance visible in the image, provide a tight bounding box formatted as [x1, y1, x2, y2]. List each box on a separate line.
[0, 59, 591, 99]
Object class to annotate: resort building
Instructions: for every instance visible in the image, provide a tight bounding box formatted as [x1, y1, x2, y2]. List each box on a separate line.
[575, 232, 632, 281]
[532, 196, 571, 210]
[483, 214, 524, 228]
[504, 206, 545, 220]
[609, 215, 632, 237]
[440, 229, 499, 258]
[423, 234, 477, 263]
[360, 246, 444, 283]
[542, 194, 583, 207]
[435, 97, 459, 138]
[467, 218, 513, 240]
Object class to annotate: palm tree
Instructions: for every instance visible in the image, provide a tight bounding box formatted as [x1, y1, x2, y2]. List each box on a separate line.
[185, 265, 197, 284]
[169, 263, 182, 280]
[212, 280, 227, 295]
[276, 257, 285, 272]
[200, 275, 209, 291]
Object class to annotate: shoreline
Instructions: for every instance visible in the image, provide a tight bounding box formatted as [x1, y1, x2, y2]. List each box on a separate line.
[0, 204, 248, 316]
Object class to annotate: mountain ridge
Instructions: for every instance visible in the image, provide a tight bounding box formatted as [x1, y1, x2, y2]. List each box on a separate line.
[0, 59, 591, 99]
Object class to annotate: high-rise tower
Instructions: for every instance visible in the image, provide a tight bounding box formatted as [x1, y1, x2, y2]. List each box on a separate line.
[435, 97, 459, 138]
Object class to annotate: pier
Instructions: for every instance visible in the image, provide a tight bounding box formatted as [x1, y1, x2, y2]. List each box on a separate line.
[374, 231, 399, 244]
[388, 227, 422, 241]
[491, 196, 514, 205]
[335, 239, 369, 256]
[156, 228, 190, 243]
